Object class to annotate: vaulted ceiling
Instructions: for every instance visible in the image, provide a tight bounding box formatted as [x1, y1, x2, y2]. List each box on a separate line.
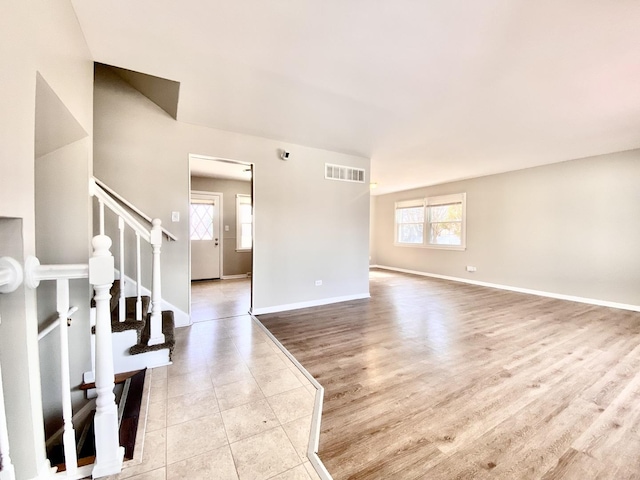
[71, 0, 640, 194]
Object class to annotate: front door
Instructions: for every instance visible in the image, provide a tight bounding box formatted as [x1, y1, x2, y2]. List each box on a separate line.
[190, 194, 221, 280]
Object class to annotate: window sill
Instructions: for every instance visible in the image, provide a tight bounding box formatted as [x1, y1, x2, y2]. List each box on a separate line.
[236, 248, 252, 253]
[394, 242, 466, 251]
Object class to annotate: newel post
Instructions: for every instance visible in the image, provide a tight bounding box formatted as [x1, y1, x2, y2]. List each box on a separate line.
[148, 219, 165, 346]
[89, 235, 124, 478]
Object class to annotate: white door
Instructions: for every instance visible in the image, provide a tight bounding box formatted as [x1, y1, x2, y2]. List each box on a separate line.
[190, 194, 221, 280]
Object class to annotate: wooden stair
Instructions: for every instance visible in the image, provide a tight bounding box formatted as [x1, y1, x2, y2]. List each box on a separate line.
[52, 369, 147, 471]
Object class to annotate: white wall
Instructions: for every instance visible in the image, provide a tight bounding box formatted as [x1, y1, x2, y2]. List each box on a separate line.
[93, 66, 370, 316]
[372, 149, 640, 307]
[0, 1, 93, 478]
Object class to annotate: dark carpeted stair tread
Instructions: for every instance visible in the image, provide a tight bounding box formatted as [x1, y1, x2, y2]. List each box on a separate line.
[129, 311, 175, 358]
[110, 295, 151, 323]
[91, 279, 121, 312]
[91, 318, 144, 336]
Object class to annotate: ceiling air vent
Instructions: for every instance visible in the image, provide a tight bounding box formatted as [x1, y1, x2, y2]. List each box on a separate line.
[325, 163, 366, 183]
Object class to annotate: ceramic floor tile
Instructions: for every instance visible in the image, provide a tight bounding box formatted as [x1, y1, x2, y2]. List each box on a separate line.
[116, 429, 166, 479]
[304, 384, 317, 397]
[235, 341, 275, 359]
[287, 365, 311, 388]
[282, 416, 312, 462]
[167, 370, 213, 398]
[148, 383, 168, 404]
[230, 427, 300, 480]
[210, 364, 255, 388]
[124, 468, 166, 480]
[253, 368, 303, 397]
[166, 413, 227, 464]
[245, 353, 289, 376]
[166, 445, 238, 480]
[215, 377, 265, 411]
[220, 398, 279, 443]
[269, 465, 312, 480]
[166, 387, 219, 426]
[267, 387, 315, 425]
[146, 398, 167, 432]
[151, 366, 168, 379]
[166, 357, 209, 378]
[303, 462, 322, 480]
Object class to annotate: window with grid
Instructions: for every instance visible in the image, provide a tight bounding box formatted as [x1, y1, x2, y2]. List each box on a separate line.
[395, 193, 466, 249]
[190, 201, 214, 240]
[236, 194, 252, 251]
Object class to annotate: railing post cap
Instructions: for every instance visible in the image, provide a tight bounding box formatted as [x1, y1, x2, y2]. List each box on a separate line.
[92, 235, 112, 254]
[152, 218, 162, 228]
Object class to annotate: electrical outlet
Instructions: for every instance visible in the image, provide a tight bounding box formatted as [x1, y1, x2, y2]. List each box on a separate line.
[466, 266, 477, 272]
[315, 280, 322, 286]
[225, 225, 230, 232]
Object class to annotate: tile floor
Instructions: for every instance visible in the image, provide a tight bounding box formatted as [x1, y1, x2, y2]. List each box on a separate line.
[190, 279, 251, 322]
[108, 314, 321, 480]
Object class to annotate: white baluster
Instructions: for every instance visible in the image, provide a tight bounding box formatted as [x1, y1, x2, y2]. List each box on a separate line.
[99, 200, 105, 236]
[56, 278, 78, 476]
[148, 219, 165, 346]
[0, 363, 16, 480]
[90, 236, 124, 478]
[118, 217, 125, 322]
[135, 233, 142, 321]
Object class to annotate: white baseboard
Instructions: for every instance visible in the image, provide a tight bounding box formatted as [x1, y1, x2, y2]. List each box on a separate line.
[117, 272, 191, 327]
[221, 274, 249, 280]
[373, 265, 640, 312]
[251, 293, 370, 316]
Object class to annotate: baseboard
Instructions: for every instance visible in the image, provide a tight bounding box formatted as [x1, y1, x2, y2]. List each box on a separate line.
[374, 265, 640, 312]
[251, 293, 370, 316]
[250, 315, 333, 480]
[117, 272, 191, 327]
[221, 274, 248, 280]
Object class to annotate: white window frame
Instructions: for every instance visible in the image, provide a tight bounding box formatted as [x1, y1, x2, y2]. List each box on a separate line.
[236, 194, 252, 252]
[394, 193, 466, 250]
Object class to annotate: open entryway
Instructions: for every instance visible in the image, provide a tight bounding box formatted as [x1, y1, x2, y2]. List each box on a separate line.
[188, 154, 253, 322]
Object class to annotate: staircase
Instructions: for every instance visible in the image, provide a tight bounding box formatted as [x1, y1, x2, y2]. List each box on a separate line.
[90, 280, 175, 375]
[51, 369, 147, 471]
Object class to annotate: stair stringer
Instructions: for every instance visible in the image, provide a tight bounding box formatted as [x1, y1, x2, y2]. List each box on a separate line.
[111, 330, 171, 374]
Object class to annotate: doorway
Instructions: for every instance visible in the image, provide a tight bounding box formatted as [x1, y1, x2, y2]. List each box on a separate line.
[189, 155, 253, 322]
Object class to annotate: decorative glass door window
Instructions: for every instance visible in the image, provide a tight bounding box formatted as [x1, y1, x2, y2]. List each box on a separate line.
[190, 202, 214, 240]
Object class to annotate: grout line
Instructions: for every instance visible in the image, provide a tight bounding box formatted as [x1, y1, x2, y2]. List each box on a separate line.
[250, 314, 334, 480]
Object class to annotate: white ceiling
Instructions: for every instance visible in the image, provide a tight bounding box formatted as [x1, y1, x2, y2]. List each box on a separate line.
[190, 156, 252, 182]
[71, 0, 640, 195]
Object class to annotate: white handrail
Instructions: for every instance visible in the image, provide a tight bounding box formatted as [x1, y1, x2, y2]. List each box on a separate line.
[0, 257, 23, 294]
[90, 180, 151, 243]
[91, 178, 177, 241]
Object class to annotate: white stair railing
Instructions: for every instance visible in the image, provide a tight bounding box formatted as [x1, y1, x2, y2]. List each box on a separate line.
[0, 257, 22, 480]
[89, 178, 173, 347]
[25, 236, 124, 479]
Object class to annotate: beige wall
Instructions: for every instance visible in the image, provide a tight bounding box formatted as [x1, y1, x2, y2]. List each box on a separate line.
[93, 66, 370, 315]
[0, 1, 93, 478]
[35, 138, 92, 437]
[190, 176, 252, 277]
[372, 149, 640, 306]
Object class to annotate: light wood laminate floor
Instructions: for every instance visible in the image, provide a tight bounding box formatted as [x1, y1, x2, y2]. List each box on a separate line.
[259, 269, 640, 480]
